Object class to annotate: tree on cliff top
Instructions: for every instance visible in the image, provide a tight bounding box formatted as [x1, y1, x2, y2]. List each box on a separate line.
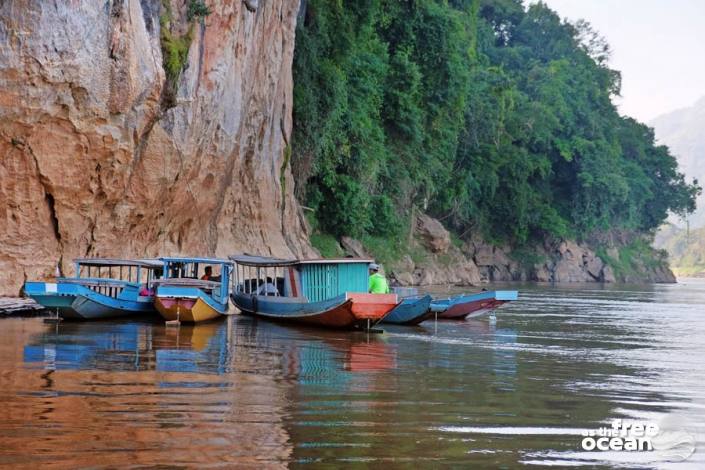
[291, 0, 700, 245]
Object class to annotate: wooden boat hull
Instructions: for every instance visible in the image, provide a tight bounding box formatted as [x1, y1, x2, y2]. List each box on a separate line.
[382, 295, 434, 325]
[23, 281, 155, 320]
[155, 296, 221, 323]
[347, 293, 398, 320]
[232, 292, 398, 329]
[154, 284, 229, 324]
[430, 290, 518, 320]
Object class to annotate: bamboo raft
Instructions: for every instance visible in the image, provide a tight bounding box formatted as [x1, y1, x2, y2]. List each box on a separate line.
[0, 297, 47, 315]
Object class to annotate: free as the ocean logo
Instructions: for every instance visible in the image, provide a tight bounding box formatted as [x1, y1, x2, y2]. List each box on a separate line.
[580, 419, 695, 462]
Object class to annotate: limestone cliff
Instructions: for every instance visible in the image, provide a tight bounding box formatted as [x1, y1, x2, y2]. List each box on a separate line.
[341, 214, 676, 286]
[0, 0, 313, 296]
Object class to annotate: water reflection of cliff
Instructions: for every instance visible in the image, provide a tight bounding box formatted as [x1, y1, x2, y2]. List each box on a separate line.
[12, 318, 294, 467]
[16, 316, 398, 467]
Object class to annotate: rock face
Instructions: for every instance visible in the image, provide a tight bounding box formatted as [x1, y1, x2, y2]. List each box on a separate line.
[384, 215, 676, 286]
[0, 0, 314, 296]
[548, 240, 606, 283]
[416, 213, 450, 253]
[340, 236, 368, 258]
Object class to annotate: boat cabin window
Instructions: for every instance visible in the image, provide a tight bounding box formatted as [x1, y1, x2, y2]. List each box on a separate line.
[160, 259, 231, 300]
[238, 276, 284, 296]
[233, 263, 287, 297]
[166, 262, 223, 282]
[77, 263, 160, 285]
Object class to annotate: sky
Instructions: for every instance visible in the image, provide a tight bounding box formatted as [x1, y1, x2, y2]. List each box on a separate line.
[536, 0, 705, 122]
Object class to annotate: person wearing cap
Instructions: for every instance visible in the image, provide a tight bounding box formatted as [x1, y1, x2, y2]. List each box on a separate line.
[368, 263, 390, 294]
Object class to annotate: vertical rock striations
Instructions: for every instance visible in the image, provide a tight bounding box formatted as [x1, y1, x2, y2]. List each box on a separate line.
[0, 0, 312, 296]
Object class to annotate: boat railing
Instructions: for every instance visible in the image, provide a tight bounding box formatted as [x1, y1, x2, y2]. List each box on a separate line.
[152, 278, 221, 293]
[58, 277, 134, 299]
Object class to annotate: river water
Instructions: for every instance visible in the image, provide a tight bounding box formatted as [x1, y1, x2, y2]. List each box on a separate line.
[1, 280, 704, 468]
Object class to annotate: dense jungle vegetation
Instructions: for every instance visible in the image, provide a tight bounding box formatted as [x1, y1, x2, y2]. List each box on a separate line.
[290, 0, 700, 252]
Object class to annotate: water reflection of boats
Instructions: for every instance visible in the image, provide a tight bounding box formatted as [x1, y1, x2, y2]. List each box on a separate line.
[152, 322, 230, 374]
[15, 318, 295, 467]
[233, 317, 397, 384]
[345, 341, 396, 372]
[22, 316, 396, 381]
[23, 321, 147, 371]
[23, 320, 229, 374]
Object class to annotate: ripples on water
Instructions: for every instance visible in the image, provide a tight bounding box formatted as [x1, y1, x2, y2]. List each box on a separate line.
[1, 280, 704, 468]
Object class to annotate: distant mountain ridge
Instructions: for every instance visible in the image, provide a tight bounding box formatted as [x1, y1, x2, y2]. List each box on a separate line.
[650, 96, 705, 228]
[654, 223, 705, 277]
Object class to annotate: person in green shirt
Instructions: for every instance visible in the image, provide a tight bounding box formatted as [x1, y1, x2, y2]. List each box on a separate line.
[368, 263, 390, 294]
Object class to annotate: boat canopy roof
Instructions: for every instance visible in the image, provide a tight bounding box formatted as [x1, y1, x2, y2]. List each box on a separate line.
[159, 256, 232, 265]
[298, 258, 374, 265]
[73, 258, 163, 268]
[229, 255, 298, 267]
[229, 254, 374, 267]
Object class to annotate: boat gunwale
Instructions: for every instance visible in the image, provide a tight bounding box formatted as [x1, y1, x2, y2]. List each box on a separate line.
[73, 258, 163, 268]
[233, 292, 353, 319]
[229, 254, 374, 267]
[156, 285, 229, 314]
[42, 277, 143, 288]
[159, 256, 233, 265]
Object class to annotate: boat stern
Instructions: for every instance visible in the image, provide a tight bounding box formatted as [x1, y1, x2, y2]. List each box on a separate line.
[346, 292, 399, 321]
[23, 281, 77, 310]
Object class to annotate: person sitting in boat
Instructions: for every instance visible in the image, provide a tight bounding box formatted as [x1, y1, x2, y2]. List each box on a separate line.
[368, 263, 390, 294]
[201, 266, 213, 281]
[138, 285, 154, 297]
[257, 277, 279, 296]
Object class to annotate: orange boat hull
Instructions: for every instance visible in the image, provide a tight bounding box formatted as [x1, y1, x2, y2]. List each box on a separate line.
[346, 293, 398, 320]
[154, 296, 221, 323]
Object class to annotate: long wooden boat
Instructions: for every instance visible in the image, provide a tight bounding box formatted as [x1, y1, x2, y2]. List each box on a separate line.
[381, 295, 434, 325]
[23, 258, 162, 320]
[229, 255, 399, 330]
[430, 290, 518, 319]
[154, 257, 233, 323]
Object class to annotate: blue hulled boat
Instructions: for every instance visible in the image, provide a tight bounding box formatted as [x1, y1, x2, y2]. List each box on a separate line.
[381, 295, 434, 325]
[229, 255, 399, 329]
[24, 258, 162, 319]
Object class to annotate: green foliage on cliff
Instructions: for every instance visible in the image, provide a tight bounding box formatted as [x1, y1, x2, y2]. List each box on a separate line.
[596, 239, 669, 281]
[187, 1, 211, 21]
[159, 1, 211, 107]
[291, 0, 699, 246]
[160, 15, 192, 89]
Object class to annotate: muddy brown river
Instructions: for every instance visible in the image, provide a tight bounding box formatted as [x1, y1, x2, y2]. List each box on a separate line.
[1, 280, 703, 468]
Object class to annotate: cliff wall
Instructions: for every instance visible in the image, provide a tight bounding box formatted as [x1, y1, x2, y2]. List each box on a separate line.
[0, 0, 313, 296]
[342, 214, 676, 286]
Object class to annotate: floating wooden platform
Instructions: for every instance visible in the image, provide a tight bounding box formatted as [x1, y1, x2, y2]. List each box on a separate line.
[0, 297, 47, 315]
